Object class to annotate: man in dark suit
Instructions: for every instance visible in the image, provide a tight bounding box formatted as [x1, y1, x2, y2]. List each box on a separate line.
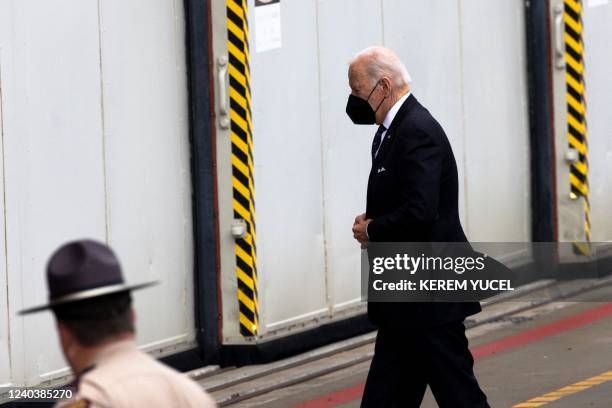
[347, 46, 489, 407]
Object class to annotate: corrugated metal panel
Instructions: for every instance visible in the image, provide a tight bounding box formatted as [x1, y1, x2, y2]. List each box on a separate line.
[0, 1, 108, 385]
[384, 0, 531, 242]
[317, 0, 383, 313]
[0, 35, 10, 385]
[460, 0, 531, 242]
[249, 0, 328, 334]
[383, 0, 469, 228]
[583, 3, 612, 241]
[0, 0, 193, 387]
[97, 0, 195, 352]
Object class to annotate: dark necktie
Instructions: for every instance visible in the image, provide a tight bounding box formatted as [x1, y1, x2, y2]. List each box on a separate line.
[371, 124, 386, 160]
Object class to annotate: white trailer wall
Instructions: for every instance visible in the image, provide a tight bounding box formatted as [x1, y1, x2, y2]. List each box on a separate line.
[583, 3, 612, 242]
[233, 0, 531, 339]
[383, 0, 531, 242]
[251, 1, 328, 332]
[317, 0, 384, 315]
[0, 0, 194, 388]
[550, 0, 612, 247]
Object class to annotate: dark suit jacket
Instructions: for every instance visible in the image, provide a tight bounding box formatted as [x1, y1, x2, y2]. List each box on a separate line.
[365, 94, 481, 328]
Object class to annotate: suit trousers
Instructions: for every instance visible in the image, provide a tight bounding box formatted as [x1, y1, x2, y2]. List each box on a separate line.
[361, 320, 489, 407]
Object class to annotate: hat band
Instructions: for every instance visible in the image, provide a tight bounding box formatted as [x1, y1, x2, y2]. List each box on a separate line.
[50, 283, 132, 305]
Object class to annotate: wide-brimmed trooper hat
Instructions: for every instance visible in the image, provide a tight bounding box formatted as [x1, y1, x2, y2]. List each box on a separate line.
[19, 239, 157, 315]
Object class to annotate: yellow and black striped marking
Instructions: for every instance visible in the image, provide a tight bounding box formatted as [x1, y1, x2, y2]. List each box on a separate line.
[563, 0, 591, 254]
[227, 0, 259, 336]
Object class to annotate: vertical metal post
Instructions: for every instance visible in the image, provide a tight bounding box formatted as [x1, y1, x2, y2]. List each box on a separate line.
[184, 0, 221, 363]
[525, 0, 557, 243]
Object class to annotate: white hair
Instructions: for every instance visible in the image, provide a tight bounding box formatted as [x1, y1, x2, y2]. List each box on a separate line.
[351, 46, 412, 89]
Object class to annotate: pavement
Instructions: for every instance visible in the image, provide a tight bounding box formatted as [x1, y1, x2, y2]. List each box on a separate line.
[198, 281, 612, 407]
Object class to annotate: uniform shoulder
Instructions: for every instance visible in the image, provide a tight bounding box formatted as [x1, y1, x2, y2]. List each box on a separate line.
[79, 348, 216, 407]
[74, 374, 113, 407]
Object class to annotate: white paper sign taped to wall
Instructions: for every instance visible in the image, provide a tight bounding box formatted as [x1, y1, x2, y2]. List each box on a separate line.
[255, 0, 281, 52]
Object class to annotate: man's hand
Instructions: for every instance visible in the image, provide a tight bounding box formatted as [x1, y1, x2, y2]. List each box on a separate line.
[352, 213, 373, 247]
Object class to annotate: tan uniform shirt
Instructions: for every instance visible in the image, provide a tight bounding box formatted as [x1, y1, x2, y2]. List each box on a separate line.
[55, 340, 216, 408]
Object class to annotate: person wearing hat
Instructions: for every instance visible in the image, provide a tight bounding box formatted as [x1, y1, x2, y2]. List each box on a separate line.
[20, 239, 216, 408]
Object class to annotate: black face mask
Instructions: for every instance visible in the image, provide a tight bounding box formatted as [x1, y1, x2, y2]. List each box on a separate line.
[346, 81, 386, 125]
